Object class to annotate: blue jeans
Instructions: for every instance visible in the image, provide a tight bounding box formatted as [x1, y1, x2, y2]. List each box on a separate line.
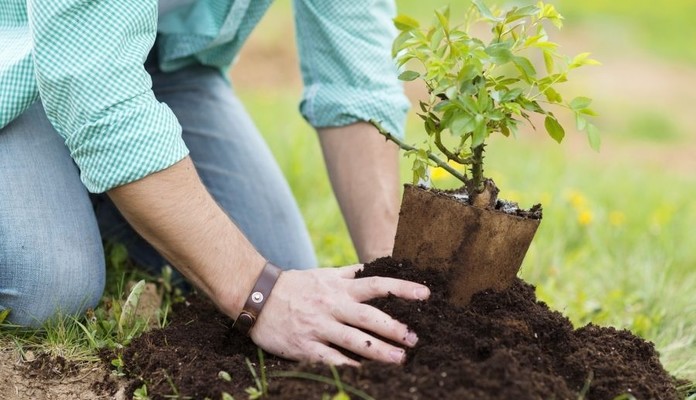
[0, 56, 317, 327]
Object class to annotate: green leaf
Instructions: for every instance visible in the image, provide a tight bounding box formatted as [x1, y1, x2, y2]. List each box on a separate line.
[0, 308, 9, 325]
[419, 101, 429, 113]
[119, 280, 145, 335]
[500, 88, 523, 102]
[488, 109, 505, 121]
[544, 87, 562, 103]
[520, 99, 544, 113]
[477, 86, 491, 112]
[428, 27, 445, 50]
[432, 100, 450, 112]
[544, 115, 565, 143]
[579, 108, 598, 116]
[505, 5, 539, 23]
[485, 42, 513, 64]
[450, 113, 476, 136]
[393, 15, 420, 31]
[133, 384, 149, 400]
[533, 41, 559, 50]
[569, 96, 592, 111]
[570, 52, 601, 68]
[472, 114, 487, 147]
[435, 8, 449, 31]
[459, 96, 479, 113]
[586, 123, 601, 151]
[332, 392, 351, 400]
[457, 64, 479, 84]
[512, 56, 536, 81]
[543, 50, 554, 74]
[392, 31, 412, 57]
[472, 0, 502, 22]
[575, 113, 587, 131]
[396, 54, 416, 68]
[398, 70, 420, 81]
[500, 124, 510, 137]
[540, 3, 564, 28]
[222, 393, 235, 400]
[218, 371, 232, 382]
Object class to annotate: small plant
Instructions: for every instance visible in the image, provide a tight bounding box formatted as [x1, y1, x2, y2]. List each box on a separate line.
[164, 371, 192, 399]
[272, 365, 375, 400]
[133, 383, 150, 400]
[245, 348, 269, 399]
[325, 365, 351, 400]
[376, 0, 599, 204]
[218, 370, 232, 382]
[0, 308, 9, 325]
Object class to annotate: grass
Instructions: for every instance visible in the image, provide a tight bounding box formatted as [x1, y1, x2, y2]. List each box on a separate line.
[0, 243, 179, 367]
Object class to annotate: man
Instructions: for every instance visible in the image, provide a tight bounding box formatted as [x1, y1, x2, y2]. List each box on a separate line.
[0, 0, 430, 366]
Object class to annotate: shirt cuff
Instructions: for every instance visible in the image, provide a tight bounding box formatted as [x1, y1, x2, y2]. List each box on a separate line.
[299, 83, 410, 140]
[65, 91, 189, 193]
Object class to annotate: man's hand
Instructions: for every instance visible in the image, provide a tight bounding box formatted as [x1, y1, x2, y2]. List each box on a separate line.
[251, 265, 430, 366]
[108, 156, 428, 366]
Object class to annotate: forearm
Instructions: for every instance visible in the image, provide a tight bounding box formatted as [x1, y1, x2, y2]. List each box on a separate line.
[107, 156, 265, 318]
[107, 149, 428, 367]
[318, 122, 401, 263]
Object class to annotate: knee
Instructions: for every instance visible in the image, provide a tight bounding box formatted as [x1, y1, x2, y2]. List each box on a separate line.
[0, 244, 105, 328]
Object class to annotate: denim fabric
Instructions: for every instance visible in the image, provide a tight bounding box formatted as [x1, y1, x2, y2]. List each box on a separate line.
[0, 56, 317, 327]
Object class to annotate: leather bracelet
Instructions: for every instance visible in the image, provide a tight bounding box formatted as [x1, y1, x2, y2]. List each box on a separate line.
[233, 261, 282, 336]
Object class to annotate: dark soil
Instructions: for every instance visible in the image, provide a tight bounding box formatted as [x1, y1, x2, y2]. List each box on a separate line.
[119, 257, 685, 400]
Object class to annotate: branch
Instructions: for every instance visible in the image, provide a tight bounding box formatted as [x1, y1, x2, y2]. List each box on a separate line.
[434, 128, 469, 165]
[369, 120, 468, 185]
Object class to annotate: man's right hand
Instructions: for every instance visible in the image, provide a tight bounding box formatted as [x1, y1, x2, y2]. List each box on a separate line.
[250, 265, 430, 366]
[109, 157, 428, 365]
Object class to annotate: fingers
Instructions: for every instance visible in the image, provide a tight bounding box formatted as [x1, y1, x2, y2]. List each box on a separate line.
[334, 264, 364, 278]
[349, 275, 430, 303]
[248, 266, 428, 367]
[305, 342, 361, 367]
[335, 303, 418, 349]
[323, 322, 408, 364]
[334, 265, 431, 304]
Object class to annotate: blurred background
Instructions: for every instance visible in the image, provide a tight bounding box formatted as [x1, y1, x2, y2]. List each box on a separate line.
[228, 1, 696, 381]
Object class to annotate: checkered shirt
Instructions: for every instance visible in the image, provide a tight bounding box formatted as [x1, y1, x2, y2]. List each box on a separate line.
[0, 0, 409, 192]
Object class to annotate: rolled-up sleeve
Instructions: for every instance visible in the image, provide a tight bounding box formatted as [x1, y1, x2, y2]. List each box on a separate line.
[27, 0, 189, 193]
[293, 0, 410, 138]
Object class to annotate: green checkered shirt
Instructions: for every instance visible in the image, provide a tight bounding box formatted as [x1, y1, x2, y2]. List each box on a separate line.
[0, 0, 409, 192]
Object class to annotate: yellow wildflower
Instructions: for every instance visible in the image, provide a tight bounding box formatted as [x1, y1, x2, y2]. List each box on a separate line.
[577, 210, 593, 226]
[430, 160, 463, 182]
[430, 166, 450, 182]
[566, 190, 588, 209]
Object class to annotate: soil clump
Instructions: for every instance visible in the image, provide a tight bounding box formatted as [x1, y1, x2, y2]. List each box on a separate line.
[120, 257, 683, 399]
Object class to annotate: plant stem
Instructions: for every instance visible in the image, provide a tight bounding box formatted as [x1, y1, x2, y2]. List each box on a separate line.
[434, 129, 468, 165]
[471, 144, 485, 191]
[369, 120, 468, 185]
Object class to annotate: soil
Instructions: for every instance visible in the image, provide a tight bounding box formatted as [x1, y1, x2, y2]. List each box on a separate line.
[118, 257, 686, 400]
[0, 347, 125, 400]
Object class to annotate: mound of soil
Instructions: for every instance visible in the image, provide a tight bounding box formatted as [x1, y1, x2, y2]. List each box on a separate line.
[120, 257, 684, 399]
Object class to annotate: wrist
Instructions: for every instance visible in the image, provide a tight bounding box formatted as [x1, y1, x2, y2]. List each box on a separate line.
[214, 255, 267, 319]
[232, 261, 283, 335]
